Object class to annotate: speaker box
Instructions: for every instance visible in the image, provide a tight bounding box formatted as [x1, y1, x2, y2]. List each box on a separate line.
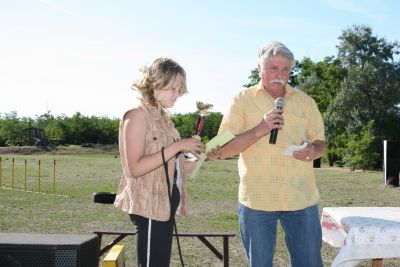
[0, 233, 100, 267]
[313, 157, 321, 168]
[384, 140, 400, 187]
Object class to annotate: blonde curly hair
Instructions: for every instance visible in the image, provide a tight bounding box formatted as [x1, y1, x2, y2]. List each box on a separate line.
[132, 58, 187, 107]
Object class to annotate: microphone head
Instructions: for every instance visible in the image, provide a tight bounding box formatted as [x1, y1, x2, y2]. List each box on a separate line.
[275, 97, 284, 109]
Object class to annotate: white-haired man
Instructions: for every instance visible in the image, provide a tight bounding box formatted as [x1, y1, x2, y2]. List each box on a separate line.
[217, 41, 326, 267]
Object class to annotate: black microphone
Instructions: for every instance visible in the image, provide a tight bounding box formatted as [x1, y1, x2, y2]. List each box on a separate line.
[269, 97, 284, 144]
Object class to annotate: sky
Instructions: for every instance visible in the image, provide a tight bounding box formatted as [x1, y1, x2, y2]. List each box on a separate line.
[1, 0, 399, 119]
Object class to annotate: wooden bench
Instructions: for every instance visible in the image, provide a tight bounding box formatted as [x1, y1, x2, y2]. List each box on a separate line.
[93, 230, 235, 267]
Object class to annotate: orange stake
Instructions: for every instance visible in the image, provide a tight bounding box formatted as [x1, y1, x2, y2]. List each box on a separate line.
[24, 159, 27, 191]
[53, 160, 56, 193]
[0, 157, 2, 188]
[12, 158, 15, 189]
[38, 160, 41, 193]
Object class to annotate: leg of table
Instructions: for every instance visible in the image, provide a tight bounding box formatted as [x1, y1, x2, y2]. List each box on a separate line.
[372, 259, 383, 267]
[223, 236, 229, 267]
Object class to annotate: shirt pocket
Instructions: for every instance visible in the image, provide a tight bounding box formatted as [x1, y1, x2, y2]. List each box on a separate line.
[283, 115, 308, 145]
[146, 126, 167, 154]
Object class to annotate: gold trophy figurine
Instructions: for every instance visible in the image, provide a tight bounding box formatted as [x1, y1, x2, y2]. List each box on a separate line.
[194, 101, 213, 139]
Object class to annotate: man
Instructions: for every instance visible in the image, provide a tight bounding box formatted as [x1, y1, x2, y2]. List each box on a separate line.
[217, 41, 326, 267]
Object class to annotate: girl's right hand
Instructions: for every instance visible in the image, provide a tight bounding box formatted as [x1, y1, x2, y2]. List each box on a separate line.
[175, 138, 205, 155]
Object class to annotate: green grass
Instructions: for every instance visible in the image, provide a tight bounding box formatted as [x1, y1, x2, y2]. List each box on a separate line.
[1, 149, 400, 267]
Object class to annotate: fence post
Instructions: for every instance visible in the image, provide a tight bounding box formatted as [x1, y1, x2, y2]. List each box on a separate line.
[24, 159, 27, 191]
[12, 158, 15, 189]
[53, 160, 56, 193]
[38, 160, 41, 193]
[0, 157, 2, 188]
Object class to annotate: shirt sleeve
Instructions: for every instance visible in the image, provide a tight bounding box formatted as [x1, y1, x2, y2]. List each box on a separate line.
[218, 93, 245, 136]
[306, 98, 325, 142]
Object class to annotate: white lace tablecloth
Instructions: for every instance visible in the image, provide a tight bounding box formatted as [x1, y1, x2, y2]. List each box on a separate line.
[321, 207, 400, 267]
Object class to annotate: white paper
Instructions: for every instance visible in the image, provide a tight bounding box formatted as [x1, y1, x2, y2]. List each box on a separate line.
[283, 141, 308, 156]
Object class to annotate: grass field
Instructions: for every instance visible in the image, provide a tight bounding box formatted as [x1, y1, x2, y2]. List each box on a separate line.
[1, 146, 399, 267]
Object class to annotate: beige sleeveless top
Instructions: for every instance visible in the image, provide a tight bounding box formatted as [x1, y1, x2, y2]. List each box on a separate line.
[114, 102, 188, 221]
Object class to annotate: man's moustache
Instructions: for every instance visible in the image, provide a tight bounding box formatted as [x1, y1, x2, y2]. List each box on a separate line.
[271, 79, 285, 84]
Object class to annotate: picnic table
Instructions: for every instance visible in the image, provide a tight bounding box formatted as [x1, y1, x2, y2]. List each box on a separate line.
[321, 207, 400, 267]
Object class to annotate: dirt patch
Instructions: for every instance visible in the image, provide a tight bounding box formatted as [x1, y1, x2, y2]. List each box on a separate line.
[0, 145, 119, 155]
[0, 146, 52, 155]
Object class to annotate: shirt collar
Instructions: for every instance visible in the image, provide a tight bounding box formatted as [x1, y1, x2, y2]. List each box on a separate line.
[140, 99, 164, 120]
[255, 81, 297, 100]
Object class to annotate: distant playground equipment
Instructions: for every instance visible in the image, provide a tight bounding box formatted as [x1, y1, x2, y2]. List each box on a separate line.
[0, 157, 57, 194]
[24, 127, 48, 146]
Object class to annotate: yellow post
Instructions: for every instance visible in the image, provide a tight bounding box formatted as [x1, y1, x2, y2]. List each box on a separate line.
[38, 159, 41, 193]
[12, 158, 15, 189]
[24, 159, 27, 191]
[53, 160, 56, 193]
[0, 157, 2, 188]
[103, 245, 125, 267]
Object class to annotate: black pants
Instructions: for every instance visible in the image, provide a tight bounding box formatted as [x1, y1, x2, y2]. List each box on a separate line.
[129, 185, 180, 267]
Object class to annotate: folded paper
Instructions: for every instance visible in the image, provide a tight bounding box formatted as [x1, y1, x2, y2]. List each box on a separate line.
[189, 130, 235, 179]
[283, 141, 308, 156]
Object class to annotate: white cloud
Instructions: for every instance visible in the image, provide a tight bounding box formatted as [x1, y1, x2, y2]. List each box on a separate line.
[38, 0, 73, 16]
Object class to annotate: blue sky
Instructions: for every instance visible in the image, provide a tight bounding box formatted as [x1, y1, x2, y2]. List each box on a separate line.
[1, 0, 399, 118]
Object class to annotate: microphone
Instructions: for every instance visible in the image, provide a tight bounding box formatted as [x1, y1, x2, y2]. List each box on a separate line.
[269, 97, 284, 144]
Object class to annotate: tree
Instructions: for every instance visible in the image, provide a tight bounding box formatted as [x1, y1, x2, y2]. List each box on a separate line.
[0, 112, 30, 146]
[296, 57, 347, 113]
[243, 69, 260, 88]
[96, 117, 119, 144]
[325, 24, 400, 169]
[44, 117, 68, 145]
[35, 111, 54, 129]
[0, 111, 121, 146]
[343, 121, 380, 171]
[172, 112, 197, 138]
[337, 25, 399, 70]
[172, 112, 223, 143]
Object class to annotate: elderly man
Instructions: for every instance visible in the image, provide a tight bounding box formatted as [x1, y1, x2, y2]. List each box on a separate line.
[218, 41, 326, 267]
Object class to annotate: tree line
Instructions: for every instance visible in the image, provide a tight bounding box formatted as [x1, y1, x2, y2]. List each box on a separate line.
[0, 110, 222, 147]
[1, 25, 399, 170]
[0, 111, 120, 146]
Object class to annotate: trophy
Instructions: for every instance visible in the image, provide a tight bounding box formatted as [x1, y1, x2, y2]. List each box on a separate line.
[194, 101, 213, 138]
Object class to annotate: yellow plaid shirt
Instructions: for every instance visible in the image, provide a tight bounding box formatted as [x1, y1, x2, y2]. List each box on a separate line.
[219, 82, 325, 211]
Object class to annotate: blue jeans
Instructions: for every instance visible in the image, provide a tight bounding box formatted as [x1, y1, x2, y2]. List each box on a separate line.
[239, 203, 323, 267]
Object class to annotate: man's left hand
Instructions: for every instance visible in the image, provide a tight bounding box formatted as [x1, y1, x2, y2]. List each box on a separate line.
[293, 142, 314, 162]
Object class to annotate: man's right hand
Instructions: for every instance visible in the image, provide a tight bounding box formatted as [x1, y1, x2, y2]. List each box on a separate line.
[257, 108, 284, 137]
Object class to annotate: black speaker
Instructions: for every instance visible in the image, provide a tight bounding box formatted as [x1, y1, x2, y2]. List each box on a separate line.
[384, 140, 400, 187]
[0, 233, 100, 267]
[313, 157, 321, 168]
